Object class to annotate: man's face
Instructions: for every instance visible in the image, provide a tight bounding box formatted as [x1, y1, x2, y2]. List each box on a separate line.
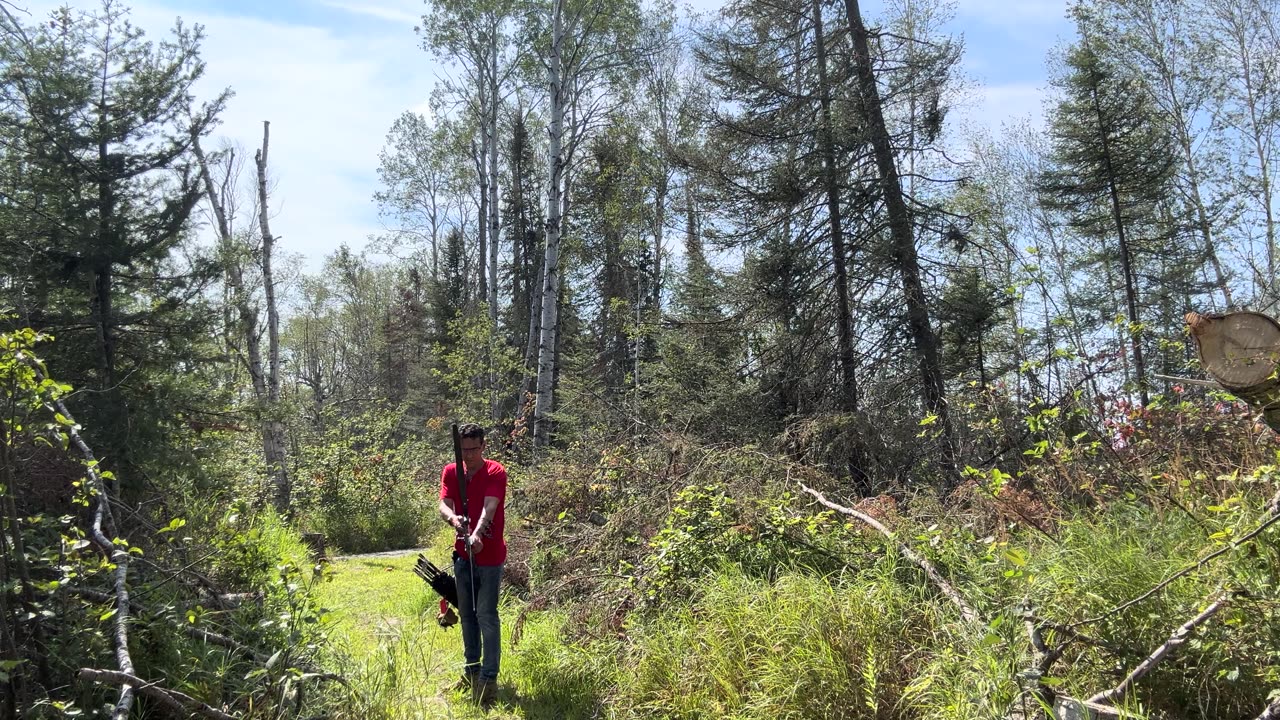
[461, 438, 485, 470]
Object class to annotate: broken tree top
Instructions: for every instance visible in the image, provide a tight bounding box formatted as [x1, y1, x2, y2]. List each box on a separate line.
[1186, 311, 1280, 434]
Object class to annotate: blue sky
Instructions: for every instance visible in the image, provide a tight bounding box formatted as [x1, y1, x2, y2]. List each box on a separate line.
[18, 0, 1076, 271]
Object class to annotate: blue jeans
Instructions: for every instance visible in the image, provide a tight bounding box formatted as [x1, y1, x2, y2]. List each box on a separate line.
[454, 556, 503, 681]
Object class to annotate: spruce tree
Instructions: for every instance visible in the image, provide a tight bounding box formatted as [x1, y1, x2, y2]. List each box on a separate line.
[1037, 25, 1180, 405]
[0, 1, 227, 487]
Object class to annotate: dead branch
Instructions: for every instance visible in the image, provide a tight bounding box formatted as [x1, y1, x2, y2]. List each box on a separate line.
[798, 482, 979, 624]
[1022, 603, 1060, 712]
[1020, 604, 1118, 716]
[43, 390, 136, 719]
[1073, 510, 1280, 628]
[1024, 604, 1069, 675]
[78, 668, 236, 720]
[68, 587, 348, 687]
[1085, 594, 1228, 707]
[1024, 614, 1109, 650]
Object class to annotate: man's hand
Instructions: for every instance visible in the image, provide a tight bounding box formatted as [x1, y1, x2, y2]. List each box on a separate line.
[468, 534, 484, 555]
[449, 514, 464, 532]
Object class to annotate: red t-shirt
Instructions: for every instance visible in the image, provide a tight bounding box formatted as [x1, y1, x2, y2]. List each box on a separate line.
[439, 459, 507, 565]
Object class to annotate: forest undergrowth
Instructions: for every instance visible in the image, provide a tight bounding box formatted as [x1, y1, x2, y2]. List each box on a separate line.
[300, 388, 1280, 720]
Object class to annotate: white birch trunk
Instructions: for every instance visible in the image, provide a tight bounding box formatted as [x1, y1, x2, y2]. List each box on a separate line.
[533, 0, 565, 448]
[476, 130, 489, 307]
[488, 26, 501, 328]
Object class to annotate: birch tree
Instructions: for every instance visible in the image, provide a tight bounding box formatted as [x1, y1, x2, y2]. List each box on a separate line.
[1086, 0, 1235, 308]
[421, 0, 522, 329]
[253, 122, 290, 514]
[530, 0, 643, 447]
[1205, 0, 1280, 304]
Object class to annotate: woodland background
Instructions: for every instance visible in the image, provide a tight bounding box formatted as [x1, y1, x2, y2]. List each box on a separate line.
[0, 0, 1278, 717]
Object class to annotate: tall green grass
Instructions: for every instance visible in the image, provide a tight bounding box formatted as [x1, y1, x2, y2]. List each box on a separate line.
[315, 489, 1278, 719]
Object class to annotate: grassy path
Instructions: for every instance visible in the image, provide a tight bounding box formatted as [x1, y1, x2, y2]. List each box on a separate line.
[315, 531, 586, 719]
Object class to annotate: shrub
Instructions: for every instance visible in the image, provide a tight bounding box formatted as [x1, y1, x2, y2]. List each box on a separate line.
[293, 406, 443, 553]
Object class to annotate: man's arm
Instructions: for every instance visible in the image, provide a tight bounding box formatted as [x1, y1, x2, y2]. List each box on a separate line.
[473, 496, 500, 535]
[439, 498, 464, 531]
[468, 496, 501, 553]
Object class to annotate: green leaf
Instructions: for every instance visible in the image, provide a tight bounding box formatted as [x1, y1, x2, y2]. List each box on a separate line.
[1002, 548, 1028, 567]
[157, 517, 186, 534]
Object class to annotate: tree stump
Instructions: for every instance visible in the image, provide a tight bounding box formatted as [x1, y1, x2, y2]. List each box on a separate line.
[1186, 311, 1280, 433]
[302, 532, 327, 562]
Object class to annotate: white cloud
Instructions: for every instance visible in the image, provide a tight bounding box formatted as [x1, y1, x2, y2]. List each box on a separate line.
[15, 0, 437, 271]
[317, 0, 421, 26]
[953, 81, 1050, 142]
[120, 2, 438, 270]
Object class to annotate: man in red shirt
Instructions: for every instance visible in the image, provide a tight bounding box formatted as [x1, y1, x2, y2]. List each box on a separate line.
[438, 422, 507, 706]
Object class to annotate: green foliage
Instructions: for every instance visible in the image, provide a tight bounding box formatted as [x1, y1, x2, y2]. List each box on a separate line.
[0, 1, 229, 492]
[210, 503, 314, 588]
[293, 405, 442, 553]
[432, 308, 524, 422]
[622, 567, 939, 720]
[644, 483, 843, 601]
[506, 612, 618, 719]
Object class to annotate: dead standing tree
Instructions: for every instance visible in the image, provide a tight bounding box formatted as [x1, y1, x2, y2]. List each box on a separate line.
[255, 121, 290, 514]
[839, 0, 959, 489]
[193, 122, 289, 515]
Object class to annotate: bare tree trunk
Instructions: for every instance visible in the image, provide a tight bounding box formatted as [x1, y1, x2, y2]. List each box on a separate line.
[476, 132, 489, 309]
[488, 31, 501, 328]
[194, 140, 268, 400]
[488, 32, 502, 420]
[533, 0, 565, 448]
[255, 121, 290, 514]
[813, 0, 870, 490]
[652, 173, 666, 312]
[841, 0, 958, 489]
[520, 258, 544, 412]
[1091, 86, 1150, 405]
[516, 112, 543, 418]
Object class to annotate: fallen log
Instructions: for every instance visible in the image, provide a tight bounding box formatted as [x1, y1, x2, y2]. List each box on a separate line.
[1085, 593, 1228, 707]
[78, 668, 236, 720]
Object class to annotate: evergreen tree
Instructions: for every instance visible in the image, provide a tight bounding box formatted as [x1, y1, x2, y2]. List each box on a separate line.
[694, 0, 859, 426]
[1037, 24, 1180, 405]
[503, 107, 544, 402]
[0, 1, 228, 487]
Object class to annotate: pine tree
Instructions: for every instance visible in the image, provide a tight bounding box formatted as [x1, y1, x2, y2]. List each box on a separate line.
[1037, 22, 1180, 406]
